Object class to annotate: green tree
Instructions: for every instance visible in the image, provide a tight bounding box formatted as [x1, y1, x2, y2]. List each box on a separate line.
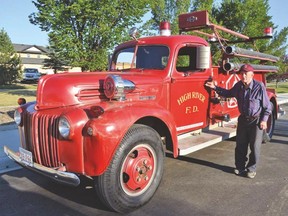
[190, 0, 215, 14]
[143, 0, 191, 35]
[43, 51, 69, 74]
[147, 0, 288, 68]
[0, 29, 21, 85]
[213, 0, 288, 78]
[213, 0, 287, 53]
[42, 39, 69, 74]
[29, 0, 151, 71]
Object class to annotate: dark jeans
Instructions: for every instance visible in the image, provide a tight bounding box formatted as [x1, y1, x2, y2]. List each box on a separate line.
[235, 116, 264, 172]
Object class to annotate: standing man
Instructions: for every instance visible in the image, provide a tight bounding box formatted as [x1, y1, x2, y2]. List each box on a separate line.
[205, 64, 272, 179]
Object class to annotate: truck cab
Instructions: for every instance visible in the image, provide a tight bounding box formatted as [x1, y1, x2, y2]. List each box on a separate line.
[111, 35, 213, 133]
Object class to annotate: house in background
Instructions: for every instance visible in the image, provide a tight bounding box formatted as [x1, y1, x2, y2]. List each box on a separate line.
[13, 43, 81, 74]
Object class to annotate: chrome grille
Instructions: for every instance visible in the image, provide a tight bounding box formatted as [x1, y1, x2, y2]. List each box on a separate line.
[22, 111, 61, 167]
[74, 84, 106, 101]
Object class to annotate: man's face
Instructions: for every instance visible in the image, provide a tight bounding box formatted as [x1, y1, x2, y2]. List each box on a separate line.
[241, 71, 254, 85]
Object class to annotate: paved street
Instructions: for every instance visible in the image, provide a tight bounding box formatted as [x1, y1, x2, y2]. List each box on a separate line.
[0, 104, 287, 216]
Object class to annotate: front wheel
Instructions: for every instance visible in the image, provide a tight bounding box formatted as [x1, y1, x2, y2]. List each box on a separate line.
[94, 124, 164, 213]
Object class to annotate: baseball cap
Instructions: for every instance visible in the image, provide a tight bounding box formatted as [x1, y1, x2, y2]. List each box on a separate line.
[239, 64, 254, 73]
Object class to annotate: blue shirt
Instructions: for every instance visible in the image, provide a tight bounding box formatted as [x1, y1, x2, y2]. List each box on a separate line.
[215, 79, 272, 122]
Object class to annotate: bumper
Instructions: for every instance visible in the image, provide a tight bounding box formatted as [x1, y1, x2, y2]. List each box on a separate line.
[21, 78, 39, 82]
[4, 146, 80, 187]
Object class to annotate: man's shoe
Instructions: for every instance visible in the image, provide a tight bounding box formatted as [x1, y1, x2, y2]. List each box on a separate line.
[246, 171, 256, 179]
[234, 169, 246, 176]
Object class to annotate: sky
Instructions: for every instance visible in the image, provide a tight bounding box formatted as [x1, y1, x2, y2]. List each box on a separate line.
[0, 0, 287, 48]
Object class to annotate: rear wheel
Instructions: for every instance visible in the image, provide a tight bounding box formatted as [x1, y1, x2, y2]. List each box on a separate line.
[263, 102, 275, 142]
[94, 124, 164, 213]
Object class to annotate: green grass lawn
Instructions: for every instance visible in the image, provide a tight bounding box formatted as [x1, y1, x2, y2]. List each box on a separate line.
[267, 81, 288, 93]
[0, 83, 37, 107]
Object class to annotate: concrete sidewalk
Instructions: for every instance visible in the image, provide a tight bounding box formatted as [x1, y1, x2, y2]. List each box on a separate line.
[277, 93, 288, 105]
[1, 93, 288, 174]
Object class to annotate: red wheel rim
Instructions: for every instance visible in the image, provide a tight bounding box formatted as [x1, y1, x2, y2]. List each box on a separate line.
[120, 144, 156, 196]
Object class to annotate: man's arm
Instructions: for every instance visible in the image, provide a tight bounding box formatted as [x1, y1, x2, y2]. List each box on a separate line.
[205, 81, 239, 98]
[260, 83, 273, 130]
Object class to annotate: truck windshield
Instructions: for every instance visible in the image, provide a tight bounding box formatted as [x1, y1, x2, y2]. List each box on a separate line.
[112, 45, 169, 70]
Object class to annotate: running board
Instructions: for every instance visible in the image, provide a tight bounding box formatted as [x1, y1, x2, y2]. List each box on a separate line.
[178, 122, 237, 156]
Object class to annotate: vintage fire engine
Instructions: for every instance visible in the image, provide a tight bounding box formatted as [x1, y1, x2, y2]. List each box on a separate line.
[4, 11, 282, 213]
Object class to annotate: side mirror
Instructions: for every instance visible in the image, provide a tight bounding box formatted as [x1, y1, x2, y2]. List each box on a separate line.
[129, 27, 138, 40]
[108, 54, 112, 70]
[196, 46, 210, 69]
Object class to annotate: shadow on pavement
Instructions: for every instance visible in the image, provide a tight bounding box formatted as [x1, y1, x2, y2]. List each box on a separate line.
[1, 169, 116, 215]
[166, 152, 234, 174]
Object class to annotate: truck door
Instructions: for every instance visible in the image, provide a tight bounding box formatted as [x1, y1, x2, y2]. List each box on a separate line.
[170, 44, 211, 134]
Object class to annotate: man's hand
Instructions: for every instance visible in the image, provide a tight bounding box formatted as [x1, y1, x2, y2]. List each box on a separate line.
[260, 121, 267, 130]
[205, 81, 216, 89]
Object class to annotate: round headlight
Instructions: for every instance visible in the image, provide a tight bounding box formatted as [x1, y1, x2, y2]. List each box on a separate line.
[14, 109, 22, 125]
[58, 117, 71, 139]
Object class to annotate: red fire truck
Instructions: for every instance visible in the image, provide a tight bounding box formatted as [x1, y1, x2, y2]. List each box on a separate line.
[4, 11, 282, 213]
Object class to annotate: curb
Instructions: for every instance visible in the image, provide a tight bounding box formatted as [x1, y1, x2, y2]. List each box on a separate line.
[0, 123, 17, 131]
[277, 93, 288, 105]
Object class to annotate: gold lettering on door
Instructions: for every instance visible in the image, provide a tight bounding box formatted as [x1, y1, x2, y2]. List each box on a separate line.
[177, 91, 205, 105]
[185, 106, 199, 114]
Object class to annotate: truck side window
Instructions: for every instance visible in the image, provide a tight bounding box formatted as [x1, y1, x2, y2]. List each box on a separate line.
[176, 47, 197, 72]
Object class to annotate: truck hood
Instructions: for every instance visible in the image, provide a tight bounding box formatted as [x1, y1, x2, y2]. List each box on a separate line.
[35, 71, 166, 110]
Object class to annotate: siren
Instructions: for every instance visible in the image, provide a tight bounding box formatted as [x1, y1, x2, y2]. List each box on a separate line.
[264, 27, 273, 37]
[160, 21, 171, 36]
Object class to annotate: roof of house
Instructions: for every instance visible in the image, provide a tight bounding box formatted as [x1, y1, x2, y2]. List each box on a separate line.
[21, 57, 46, 65]
[13, 43, 49, 54]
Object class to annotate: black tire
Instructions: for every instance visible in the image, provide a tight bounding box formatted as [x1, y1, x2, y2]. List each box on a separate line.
[263, 102, 275, 143]
[94, 124, 164, 213]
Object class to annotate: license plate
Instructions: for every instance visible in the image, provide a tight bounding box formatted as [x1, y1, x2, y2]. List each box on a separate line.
[19, 147, 33, 167]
